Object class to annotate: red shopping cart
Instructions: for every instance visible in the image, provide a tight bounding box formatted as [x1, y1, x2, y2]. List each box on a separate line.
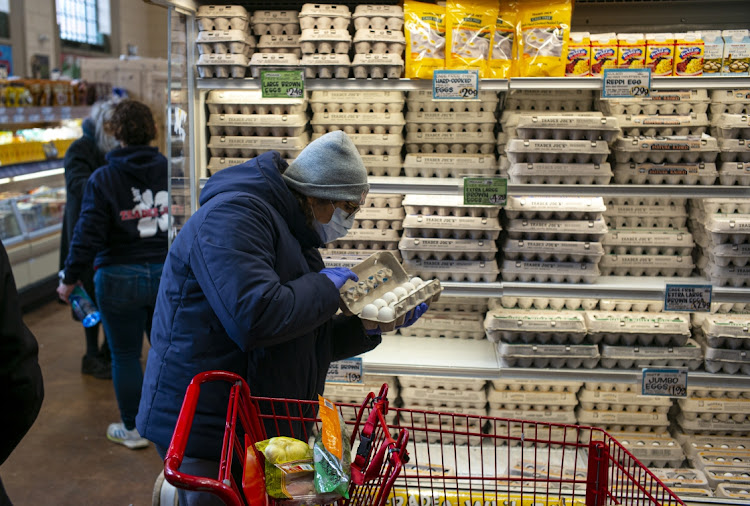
[164, 370, 408, 506]
[387, 404, 686, 506]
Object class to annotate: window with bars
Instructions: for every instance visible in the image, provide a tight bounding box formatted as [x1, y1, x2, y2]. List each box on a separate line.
[56, 0, 111, 49]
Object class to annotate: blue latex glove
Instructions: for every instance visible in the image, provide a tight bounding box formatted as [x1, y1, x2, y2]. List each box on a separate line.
[320, 267, 358, 290]
[366, 303, 429, 335]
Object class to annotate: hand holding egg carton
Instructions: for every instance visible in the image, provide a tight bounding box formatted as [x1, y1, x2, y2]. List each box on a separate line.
[339, 251, 441, 334]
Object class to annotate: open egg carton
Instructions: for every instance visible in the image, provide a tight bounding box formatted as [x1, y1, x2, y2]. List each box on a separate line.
[402, 258, 500, 283]
[604, 434, 686, 468]
[710, 89, 750, 115]
[353, 5, 403, 31]
[256, 34, 301, 57]
[208, 132, 309, 159]
[403, 153, 500, 178]
[717, 483, 750, 501]
[505, 217, 609, 242]
[398, 311, 486, 339]
[248, 52, 301, 78]
[196, 30, 256, 58]
[648, 468, 712, 497]
[496, 342, 600, 369]
[576, 408, 670, 434]
[207, 113, 307, 137]
[697, 465, 750, 491]
[311, 111, 405, 135]
[484, 308, 587, 345]
[338, 251, 442, 334]
[612, 161, 718, 185]
[604, 197, 688, 230]
[407, 89, 500, 114]
[492, 296, 598, 311]
[584, 311, 691, 346]
[504, 89, 595, 112]
[598, 89, 710, 116]
[599, 339, 703, 370]
[616, 113, 710, 137]
[251, 10, 300, 36]
[298, 3, 350, 30]
[612, 135, 720, 164]
[206, 90, 307, 116]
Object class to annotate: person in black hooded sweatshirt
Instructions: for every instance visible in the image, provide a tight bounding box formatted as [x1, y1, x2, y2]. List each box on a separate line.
[58, 99, 167, 450]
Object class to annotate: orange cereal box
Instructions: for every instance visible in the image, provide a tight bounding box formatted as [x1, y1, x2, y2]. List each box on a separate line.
[566, 32, 591, 76]
[674, 32, 704, 76]
[618, 33, 646, 69]
[590, 32, 618, 76]
[647, 33, 675, 76]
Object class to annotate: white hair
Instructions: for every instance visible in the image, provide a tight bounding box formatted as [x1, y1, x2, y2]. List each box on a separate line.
[90, 98, 121, 155]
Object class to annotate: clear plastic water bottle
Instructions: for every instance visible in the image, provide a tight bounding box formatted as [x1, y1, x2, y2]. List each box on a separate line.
[59, 271, 101, 328]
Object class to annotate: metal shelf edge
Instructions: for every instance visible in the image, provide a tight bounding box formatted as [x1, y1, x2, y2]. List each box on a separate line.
[197, 78, 511, 91]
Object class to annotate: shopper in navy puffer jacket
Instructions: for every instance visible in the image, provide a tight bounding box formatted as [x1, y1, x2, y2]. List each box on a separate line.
[137, 131, 427, 506]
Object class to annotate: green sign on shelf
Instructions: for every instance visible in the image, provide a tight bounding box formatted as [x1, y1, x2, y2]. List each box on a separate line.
[463, 177, 507, 206]
[260, 69, 305, 99]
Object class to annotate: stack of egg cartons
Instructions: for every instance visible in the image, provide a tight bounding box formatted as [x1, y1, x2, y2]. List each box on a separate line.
[351, 5, 405, 79]
[398, 375, 487, 444]
[324, 374, 397, 422]
[679, 433, 750, 498]
[298, 3, 351, 79]
[397, 295, 487, 340]
[586, 309, 702, 375]
[694, 313, 750, 379]
[488, 378, 580, 428]
[501, 196, 606, 284]
[690, 198, 750, 289]
[484, 300, 600, 371]
[599, 90, 716, 185]
[641, 469, 713, 500]
[195, 5, 255, 79]
[601, 195, 695, 278]
[205, 90, 308, 176]
[251, 10, 301, 76]
[400, 194, 501, 284]
[711, 90, 750, 186]
[310, 90, 405, 179]
[321, 193, 403, 268]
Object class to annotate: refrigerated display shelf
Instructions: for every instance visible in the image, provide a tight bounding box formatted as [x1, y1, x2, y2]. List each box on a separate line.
[0, 106, 91, 126]
[0, 159, 64, 180]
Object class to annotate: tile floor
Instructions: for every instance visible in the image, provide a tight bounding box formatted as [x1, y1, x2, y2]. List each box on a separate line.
[1, 301, 164, 506]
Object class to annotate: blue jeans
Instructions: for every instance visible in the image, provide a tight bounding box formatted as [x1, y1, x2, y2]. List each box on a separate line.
[156, 445, 224, 506]
[95, 263, 163, 430]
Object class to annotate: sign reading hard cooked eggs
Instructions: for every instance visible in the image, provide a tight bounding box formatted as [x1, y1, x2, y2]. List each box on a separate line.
[602, 67, 651, 99]
[432, 69, 480, 100]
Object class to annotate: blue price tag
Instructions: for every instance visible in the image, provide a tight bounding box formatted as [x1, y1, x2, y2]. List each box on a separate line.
[602, 68, 651, 98]
[326, 358, 363, 384]
[642, 368, 688, 397]
[664, 284, 712, 312]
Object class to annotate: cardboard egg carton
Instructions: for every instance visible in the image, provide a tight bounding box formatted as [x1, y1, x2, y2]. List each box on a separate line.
[495, 296, 598, 311]
[710, 91, 750, 116]
[692, 197, 750, 215]
[196, 30, 256, 57]
[353, 5, 403, 31]
[599, 339, 703, 370]
[402, 195, 501, 219]
[711, 113, 750, 140]
[398, 312, 485, 340]
[407, 90, 499, 113]
[351, 53, 404, 79]
[248, 53, 300, 78]
[648, 467, 710, 490]
[502, 238, 604, 263]
[321, 250, 379, 269]
[310, 90, 405, 113]
[488, 408, 577, 424]
[604, 201, 688, 230]
[678, 415, 750, 437]
[328, 228, 401, 250]
[719, 139, 750, 163]
[612, 161, 718, 185]
[405, 111, 497, 134]
[405, 131, 496, 154]
[484, 308, 586, 344]
[496, 342, 600, 369]
[311, 132, 403, 156]
[616, 113, 709, 137]
[504, 89, 594, 112]
[609, 196, 688, 207]
[207, 157, 256, 176]
[500, 111, 604, 131]
[196, 5, 249, 32]
[359, 154, 402, 177]
[251, 11, 300, 36]
[513, 115, 620, 143]
[299, 54, 350, 78]
[256, 35, 301, 57]
[602, 230, 694, 255]
[700, 465, 750, 490]
[351, 206, 404, 231]
[399, 237, 498, 262]
[678, 434, 750, 456]
[702, 341, 750, 374]
[429, 296, 488, 313]
[576, 408, 670, 430]
[506, 139, 610, 165]
[603, 436, 686, 468]
[298, 3, 350, 30]
[505, 196, 606, 221]
[488, 389, 578, 410]
[505, 218, 608, 242]
[207, 133, 308, 158]
[311, 111, 404, 135]
[613, 135, 720, 164]
[399, 386, 487, 410]
[717, 483, 750, 500]
[402, 258, 500, 283]
[364, 193, 402, 208]
[324, 376, 397, 404]
[397, 375, 486, 391]
[597, 299, 665, 312]
[501, 260, 600, 284]
[578, 389, 672, 413]
[599, 254, 695, 277]
[196, 53, 247, 78]
[491, 379, 583, 393]
[338, 251, 442, 333]
[680, 398, 750, 422]
[688, 385, 750, 399]
[507, 163, 613, 185]
[298, 28, 351, 54]
[353, 29, 405, 55]
[206, 90, 307, 115]
[598, 89, 710, 116]
[701, 314, 750, 349]
[403, 154, 499, 178]
[584, 311, 691, 346]
[584, 382, 640, 393]
[403, 215, 502, 241]
[698, 215, 750, 245]
[207, 113, 307, 137]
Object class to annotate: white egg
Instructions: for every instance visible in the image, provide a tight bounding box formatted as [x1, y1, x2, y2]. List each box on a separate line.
[361, 304, 379, 319]
[378, 306, 395, 321]
[372, 298, 387, 309]
[393, 287, 408, 299]
[382, 291, 398, 304]
[401, 282, 416, 293]
[410, 276, 424, 288]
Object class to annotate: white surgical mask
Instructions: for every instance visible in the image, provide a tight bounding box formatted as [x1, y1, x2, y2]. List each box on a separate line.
[313, 203, 355, 244]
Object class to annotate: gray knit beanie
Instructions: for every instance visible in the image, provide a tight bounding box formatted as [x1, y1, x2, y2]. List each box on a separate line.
[282, 131, 369, 204]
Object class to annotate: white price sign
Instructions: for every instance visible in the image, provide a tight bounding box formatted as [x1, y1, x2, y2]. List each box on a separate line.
[432, 69, 479, 100]
[664, 283, 712, 312]
[642, 368, 688, 397]
[602, 68, 651, 98]
[326, 358, 363, 384]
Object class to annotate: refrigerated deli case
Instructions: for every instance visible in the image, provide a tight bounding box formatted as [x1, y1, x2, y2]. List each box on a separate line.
[151, 0, 750, 503]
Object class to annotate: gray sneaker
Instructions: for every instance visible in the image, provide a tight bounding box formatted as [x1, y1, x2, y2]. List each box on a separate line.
[107, 422, 149, 449]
